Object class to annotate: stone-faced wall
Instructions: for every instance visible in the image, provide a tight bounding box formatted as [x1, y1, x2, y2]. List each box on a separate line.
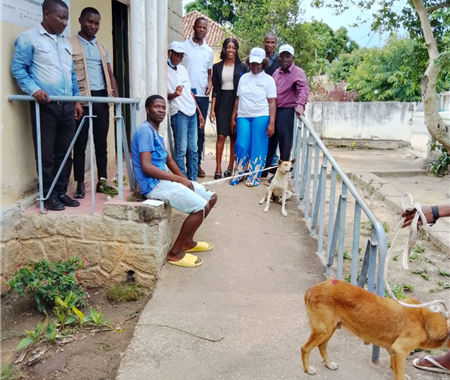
[1, 200, 172, 292]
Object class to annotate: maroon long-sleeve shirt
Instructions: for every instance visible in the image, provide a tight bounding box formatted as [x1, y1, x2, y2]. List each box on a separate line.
[272, 63, 309, 110]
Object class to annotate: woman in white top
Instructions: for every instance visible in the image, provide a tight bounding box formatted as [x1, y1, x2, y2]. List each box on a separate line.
[210, 38, 248, 180]
[229, 47, 277, 187]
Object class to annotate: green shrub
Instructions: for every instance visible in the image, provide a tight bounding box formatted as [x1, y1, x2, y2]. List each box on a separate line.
[7, 256, 87, 313]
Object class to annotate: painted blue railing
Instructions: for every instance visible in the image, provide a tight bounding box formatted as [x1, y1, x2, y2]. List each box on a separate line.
[8, 95, 139, 214]
[292, 116, 388, 363]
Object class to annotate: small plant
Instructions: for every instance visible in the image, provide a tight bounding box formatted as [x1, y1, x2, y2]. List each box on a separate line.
[412, 244, 426, 254]
[343, 251, 351, 260]
[44, 317, 63, 344]
[402, 283, 414, 292]
[16, 320, 43, 350]
[7, 257, 87, 312]
[347, 142, 356, 151]
[437, 281, 450, 289]
[382, 222, 389, 233]
[424, 257, 435, 265]
[336, 173, 342, 182]
[385, 282, 406, 299]
[1, 364, 22, 380]
[429, 141, 450, 177]
[363, 179, 383, 198]
[438, 268, 450, 277]
[392, 255, 398, 261]
[112, 175, 129, 187]
[344, 274, 351, 283]
[85, 309, 111, 328]
[107, 283, 147, 302]
[360, 221, 373, 232]
[411, 267, 429, 280]
[409, 252, 420, 262]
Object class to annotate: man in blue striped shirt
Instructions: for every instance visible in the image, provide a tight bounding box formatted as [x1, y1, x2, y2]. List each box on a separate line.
[11, 0, 83, 211]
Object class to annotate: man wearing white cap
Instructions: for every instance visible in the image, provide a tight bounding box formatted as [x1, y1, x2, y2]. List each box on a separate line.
[167, 41, 205, 181]
[265, 44, 309, 177]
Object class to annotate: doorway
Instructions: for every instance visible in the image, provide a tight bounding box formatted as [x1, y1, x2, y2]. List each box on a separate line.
[111, 0, 131, 144]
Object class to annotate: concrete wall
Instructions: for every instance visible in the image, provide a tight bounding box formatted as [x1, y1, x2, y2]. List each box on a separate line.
[1, 200, 172, 291]
[1, 0, 115, 206]
[168, 0, 182, 42]
[306, 102, 412, 142]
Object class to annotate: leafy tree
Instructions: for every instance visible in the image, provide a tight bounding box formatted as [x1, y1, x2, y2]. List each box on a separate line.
[184, 0, 236, 25]
[329, 35, 448, 102]
[313, 0, 450, 150]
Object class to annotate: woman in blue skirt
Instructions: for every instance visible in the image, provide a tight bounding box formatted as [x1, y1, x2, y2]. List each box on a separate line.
[229, 47, 277, 187]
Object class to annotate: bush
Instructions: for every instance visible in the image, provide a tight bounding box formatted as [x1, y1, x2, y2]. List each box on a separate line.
[310, 82, 359, 102]
[6, 256, 87, 313]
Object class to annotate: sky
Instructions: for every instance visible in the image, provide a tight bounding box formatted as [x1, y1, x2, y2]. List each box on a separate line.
[181, 0, 407, 48]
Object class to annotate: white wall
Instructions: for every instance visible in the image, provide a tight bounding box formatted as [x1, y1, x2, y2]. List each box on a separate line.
[306, 102, 412, 141]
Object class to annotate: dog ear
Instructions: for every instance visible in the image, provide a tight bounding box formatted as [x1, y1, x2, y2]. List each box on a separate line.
[277, 159, 282, 165]
[291, 159, 296, 164]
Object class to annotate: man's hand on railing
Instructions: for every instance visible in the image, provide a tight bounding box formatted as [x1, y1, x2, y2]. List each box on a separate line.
[32, 90, 50, 104]
[295, 105, 305, 118]
[74, 102, 84, 120]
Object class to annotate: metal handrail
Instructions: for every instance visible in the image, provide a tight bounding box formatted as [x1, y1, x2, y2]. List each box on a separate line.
[8, 95, 140, 214]
[292, 116, 387, 363]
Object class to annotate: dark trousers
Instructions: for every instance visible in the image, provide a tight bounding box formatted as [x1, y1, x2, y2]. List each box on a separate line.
[195, 96, 209, 164]
[73, 90, 110, 183]
[30, 102, 76, 197]
[265, 107, 296, 172]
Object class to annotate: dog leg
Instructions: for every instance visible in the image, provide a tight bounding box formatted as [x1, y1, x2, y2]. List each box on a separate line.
[281, 190, 288, 217]
[318, 335, 339, 371]
[390, 346, 409, 380]
[259, 190, 268, 205]
[264, 189, 273, 213]
[301, 331, 334, 375]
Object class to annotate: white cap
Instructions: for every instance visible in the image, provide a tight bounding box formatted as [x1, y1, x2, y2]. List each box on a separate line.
[279, 44, 294, 56]
[249, 47, 266, 63]
[168, 41, 187, 55]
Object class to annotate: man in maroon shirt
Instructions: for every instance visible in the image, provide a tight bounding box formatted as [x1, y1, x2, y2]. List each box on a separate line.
[265, 44, 309, 176]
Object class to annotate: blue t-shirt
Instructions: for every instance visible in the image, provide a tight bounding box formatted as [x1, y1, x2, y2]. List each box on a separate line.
[131, 121, 167, 195]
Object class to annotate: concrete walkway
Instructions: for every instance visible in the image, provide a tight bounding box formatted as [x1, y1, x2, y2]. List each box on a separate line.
[116, 150, 448, 380]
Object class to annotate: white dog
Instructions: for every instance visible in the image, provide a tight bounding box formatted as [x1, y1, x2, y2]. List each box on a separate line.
[259, 159, 295, 217]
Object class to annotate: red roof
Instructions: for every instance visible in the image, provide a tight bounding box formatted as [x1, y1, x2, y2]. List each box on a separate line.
[182, 10, 233, 50]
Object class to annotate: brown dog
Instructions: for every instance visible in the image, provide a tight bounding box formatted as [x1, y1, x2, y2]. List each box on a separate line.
[301, 279, 449, 380]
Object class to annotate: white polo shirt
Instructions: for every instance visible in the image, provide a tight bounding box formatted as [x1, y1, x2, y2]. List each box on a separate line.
[181, 37, 213, 98]
[167, 64, 197, 117]
[237, 71, 277, 118]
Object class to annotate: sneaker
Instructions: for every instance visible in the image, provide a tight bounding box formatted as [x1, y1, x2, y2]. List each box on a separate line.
[57, 194, 80, 207]
[96, 178, 118, 195]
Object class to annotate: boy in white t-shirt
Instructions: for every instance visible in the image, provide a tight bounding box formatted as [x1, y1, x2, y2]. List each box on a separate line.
[229, 47, 277, 187]
[167, 41, 205, 181]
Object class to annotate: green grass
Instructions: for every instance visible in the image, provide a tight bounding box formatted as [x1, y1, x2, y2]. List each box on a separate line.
[106, 283, 148, 302]
[1, 364, 22, 380]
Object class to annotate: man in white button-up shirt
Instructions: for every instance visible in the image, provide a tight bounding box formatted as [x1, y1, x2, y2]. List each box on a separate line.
[182, 17, 214, 178]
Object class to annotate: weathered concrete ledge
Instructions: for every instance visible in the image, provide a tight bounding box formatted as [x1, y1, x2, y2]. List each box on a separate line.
[1, 199, 172, 291]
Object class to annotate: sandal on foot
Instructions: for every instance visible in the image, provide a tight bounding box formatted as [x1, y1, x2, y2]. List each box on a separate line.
[167, 253, 203, 268]
[184, 241, 214, 253]
[413, 356, 450, 374]
[214, 172, 222, 180]
[223, 169, 232, 178]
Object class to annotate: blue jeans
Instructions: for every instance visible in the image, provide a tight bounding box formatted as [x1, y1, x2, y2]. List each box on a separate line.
[195, 96, 209, 164]
[171, 111, 198, 181]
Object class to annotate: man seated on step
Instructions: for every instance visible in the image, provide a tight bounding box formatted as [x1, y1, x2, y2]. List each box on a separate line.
[131, 95, 217, 268]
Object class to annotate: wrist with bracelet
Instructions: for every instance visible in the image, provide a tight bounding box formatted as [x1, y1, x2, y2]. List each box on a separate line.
[430, 205, 440, 226]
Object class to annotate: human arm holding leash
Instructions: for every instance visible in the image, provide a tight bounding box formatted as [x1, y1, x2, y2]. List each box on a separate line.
[401, 204, 450, 227]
